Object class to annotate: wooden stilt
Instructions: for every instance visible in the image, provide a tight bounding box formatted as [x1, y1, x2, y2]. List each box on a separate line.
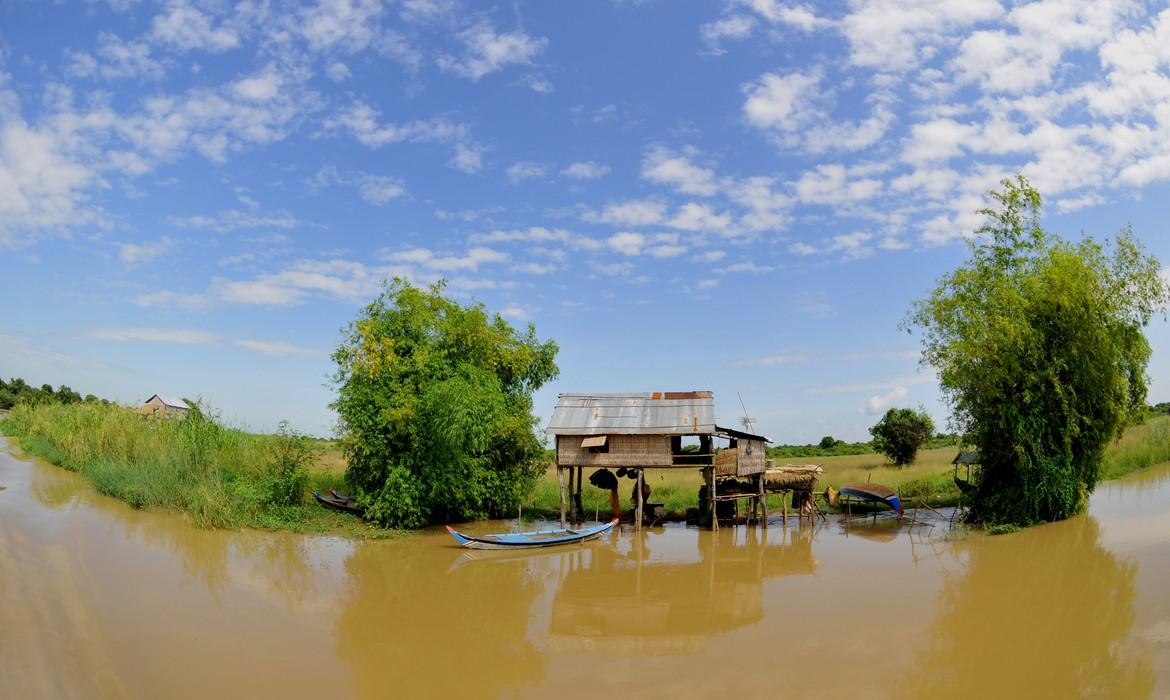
[557, 466, 566, 528]
[635, 468, 644, 531]
[711, 471, 719, 532]
[759, 473, 768, 528]
[574, 466, 584, 523]
[782, 490, 788, 524]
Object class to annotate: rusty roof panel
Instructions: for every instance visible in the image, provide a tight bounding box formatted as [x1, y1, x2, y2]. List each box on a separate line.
[546, 392, 717, 435]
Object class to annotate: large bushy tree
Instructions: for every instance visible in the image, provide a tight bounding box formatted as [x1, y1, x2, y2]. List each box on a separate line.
[908, 176, 1168, 525]
[870, 407, 935, 466]
[331, 279, 559, 528]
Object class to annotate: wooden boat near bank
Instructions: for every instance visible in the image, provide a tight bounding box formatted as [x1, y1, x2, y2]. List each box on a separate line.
[446, 519, 619, 550]
[313, 490, 363, 516]
[838, 482, 904, 517]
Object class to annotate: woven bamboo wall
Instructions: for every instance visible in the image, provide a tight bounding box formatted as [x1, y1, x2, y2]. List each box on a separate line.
[714, 439, 767, 477]
[556, 434, 674, 467]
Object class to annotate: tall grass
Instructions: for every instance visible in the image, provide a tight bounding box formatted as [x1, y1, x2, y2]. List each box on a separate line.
[0, 402, 389, 536]
[1101, 415, 1170, 480]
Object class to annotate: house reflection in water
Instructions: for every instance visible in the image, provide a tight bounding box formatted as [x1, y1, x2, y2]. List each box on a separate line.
[546, 525, 816, 655]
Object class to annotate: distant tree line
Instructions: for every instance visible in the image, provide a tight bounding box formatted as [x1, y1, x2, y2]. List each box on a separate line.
[0, 377, 107, 410]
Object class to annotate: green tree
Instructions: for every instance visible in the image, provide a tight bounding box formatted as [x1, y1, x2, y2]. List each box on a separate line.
[331, 279, 559, 528]
[869, 407, 935, 466]
[818, 435, 838, 450]
[908, 175, 1169, 525]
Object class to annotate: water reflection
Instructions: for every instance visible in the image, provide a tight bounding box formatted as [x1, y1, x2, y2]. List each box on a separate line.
[904, 516, 1154, 699]
[547, 525, 816, 654]
[335, 532, 549, 698]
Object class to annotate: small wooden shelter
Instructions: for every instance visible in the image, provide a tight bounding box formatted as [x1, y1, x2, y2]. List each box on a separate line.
[138, 394, 190, 419]
[546, 391, 771, 529]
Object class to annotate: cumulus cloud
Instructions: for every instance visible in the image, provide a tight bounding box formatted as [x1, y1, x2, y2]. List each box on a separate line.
[118, 237, 175, 266]
[506, 161, 547, 183]
[866, 384, 908, 414]
[641, 145, 720, 196]
[585, 199, 668, 227]
[561, 161, 611, 180]
[438, 22, 548, 80]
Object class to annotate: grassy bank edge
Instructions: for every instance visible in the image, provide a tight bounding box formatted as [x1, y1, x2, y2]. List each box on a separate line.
[0, 404, 396, 540]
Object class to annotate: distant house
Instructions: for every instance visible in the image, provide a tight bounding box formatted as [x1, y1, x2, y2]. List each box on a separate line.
[139, 394, 190, 419]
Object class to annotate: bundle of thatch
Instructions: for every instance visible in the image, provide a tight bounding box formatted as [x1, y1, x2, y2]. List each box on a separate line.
[763, 464, 822, 492]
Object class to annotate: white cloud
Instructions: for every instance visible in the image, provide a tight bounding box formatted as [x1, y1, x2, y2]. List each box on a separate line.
[309, 166, 406, 205]
[789, 242, 818, 255]
[717, 261, 775, 274]
[217, 259, 382, 306]
[586, 199, 667, 227]
[326, 101, 470, 148]
[648, 244, 687, 258]
[232, 67, 283, 102]
[132, 290, 211, 310]
[173, 209, 299, 232]
[700, 14, 758, 52]
[561, 161, 611, 180]
[866, 384, 909, 414]
[438, 22, 548, 80]
[641, 145, 719, 196]
[607, 232, 646, 256]
[449, 142, 486, 173]
[499, 304, 539, 321]
[794, 164, 884, 205]
[668, 202, 732, 232]
[506, 161, 547, 183]
[118, 236, 175, 266]
[234, 339, 322, 357]
[300, 0, 383, 53]
[89, 327, 219, 344]
[840, 0, 1003, 71]
[731, 353, 807, 368]
[325, 62, 352, 82]
[829, 232, 875, 260]
[67, 33, 168, 81]
[740, 1, 835, 31]
[384, 246, 508, 272]
[150, 0, 241, 53]
[742, 69, 822, 133]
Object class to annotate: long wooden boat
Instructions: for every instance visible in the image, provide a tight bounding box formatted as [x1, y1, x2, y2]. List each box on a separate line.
[445, 519, 618, 550]
[313, 491, 363, 516]
[838, 483, 903, 516]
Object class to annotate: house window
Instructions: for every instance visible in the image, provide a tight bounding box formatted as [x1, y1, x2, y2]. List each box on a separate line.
[581, 435, 609, 454]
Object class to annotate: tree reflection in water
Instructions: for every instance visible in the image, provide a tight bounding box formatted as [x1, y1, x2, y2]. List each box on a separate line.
[335, 535, 549, 698]
[905, 516, 1153, 699]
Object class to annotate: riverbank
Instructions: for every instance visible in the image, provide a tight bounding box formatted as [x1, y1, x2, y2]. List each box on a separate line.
[0, 403, 392, 538]
[524, 415, 1170, 521]
[4, 401, 1168, 534]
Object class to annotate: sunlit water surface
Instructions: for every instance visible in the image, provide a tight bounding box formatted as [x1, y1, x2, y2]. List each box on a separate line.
[2, 438, 1168, 699]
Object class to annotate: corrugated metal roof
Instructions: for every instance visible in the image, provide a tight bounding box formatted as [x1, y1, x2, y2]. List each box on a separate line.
[148, 394, 189, 410]
[546, 392, 717, 435]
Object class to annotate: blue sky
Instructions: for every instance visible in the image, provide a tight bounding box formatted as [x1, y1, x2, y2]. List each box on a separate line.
[2, 0, 1169, 442]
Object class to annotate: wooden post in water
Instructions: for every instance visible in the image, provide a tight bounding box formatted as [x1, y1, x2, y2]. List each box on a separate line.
[574, 466, 584, 524]
[635, 468, 644, 531]
[557, 466, 566, 528]
[758, 473, 768, 529]
[710, 469, 719, 532]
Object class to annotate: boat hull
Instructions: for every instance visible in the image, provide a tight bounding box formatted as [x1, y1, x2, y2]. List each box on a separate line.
[445, 519, 618, 550]
[839, 483, 903, 516]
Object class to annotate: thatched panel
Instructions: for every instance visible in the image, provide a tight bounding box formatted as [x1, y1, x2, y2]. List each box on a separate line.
[556, 434, 673, 467]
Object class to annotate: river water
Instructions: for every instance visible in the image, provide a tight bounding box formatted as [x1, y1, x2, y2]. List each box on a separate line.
[2, 438, 1168, 699]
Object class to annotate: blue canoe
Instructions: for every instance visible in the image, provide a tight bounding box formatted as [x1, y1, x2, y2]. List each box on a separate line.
[445, 519, 618, 550]
[839, 483, 904, 516]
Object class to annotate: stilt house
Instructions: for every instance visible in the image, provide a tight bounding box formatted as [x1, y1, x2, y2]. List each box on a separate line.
[546, 391, 771, 528]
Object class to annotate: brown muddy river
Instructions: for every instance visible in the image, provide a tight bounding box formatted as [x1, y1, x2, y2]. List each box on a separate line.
[2, 438, 1169, 699]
